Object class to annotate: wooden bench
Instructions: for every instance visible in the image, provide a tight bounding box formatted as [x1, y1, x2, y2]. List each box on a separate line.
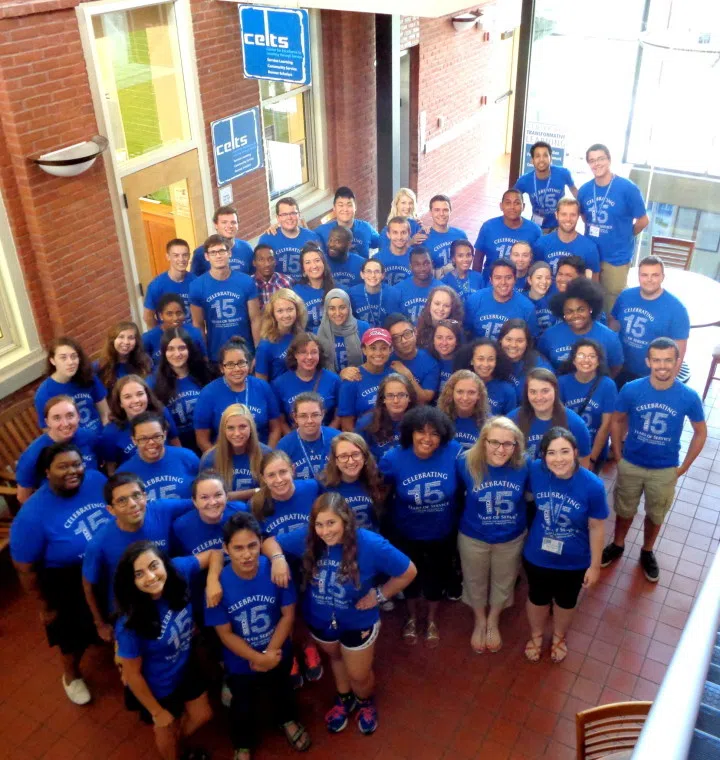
[0, 397, 41, 551]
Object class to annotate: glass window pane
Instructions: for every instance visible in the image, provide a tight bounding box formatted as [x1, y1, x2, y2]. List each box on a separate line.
[262, 92, 309, 199]
[92, 4, 190, 163]
[259, 79, 303, 100]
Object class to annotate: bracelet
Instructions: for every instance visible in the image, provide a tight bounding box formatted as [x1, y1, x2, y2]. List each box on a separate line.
[270, 553, 286, 562]
[374, 585, 387, 604]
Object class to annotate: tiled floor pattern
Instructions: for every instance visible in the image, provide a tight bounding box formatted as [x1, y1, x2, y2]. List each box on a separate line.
[2, 166, 720, 759]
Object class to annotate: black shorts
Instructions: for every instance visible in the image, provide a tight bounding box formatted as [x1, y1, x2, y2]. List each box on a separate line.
[308, 620, 381, 651]
[125, 648, 208, 725]
[522, 558, 586, 610]
[40, 564, 98, 655]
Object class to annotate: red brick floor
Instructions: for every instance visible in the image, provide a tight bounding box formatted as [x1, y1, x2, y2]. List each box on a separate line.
[2, 163, 719, 758]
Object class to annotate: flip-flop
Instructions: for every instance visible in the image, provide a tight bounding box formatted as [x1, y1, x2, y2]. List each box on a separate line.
[524, 634, 543, 663]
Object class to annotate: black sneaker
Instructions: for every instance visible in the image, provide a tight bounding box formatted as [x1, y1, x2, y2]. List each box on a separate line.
[640, 550, 660, 583]
[600, 542, 625, 568]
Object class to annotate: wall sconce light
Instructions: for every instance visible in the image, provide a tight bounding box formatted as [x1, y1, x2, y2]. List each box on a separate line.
[32, 135, 109, 178]
[452, 11, 482, 33]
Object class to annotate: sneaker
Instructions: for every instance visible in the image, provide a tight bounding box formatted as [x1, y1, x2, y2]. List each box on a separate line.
[290, 657, 304, 690]
[356, 697, 378, 735]
[303, 644, 323, 682]
[380, 599, 395, 612]
[640, 550, 660, 583]
[221, 682, 232, 708]
[600, 542, 625, 568]
[62, 676, 91, 705]
[325, 694, 356, 733]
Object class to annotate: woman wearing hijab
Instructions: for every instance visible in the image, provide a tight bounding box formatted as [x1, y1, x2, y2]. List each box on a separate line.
[315, 289, 371, 374]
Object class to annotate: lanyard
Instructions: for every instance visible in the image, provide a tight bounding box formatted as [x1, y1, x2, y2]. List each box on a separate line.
[452, 269, 470, 296]
[533, 172, 551, 212]
[591, 176, 614, 223]
[223, 376, 249, 407]
[297, 430, 325, 475]
[364, 287, 383, 325]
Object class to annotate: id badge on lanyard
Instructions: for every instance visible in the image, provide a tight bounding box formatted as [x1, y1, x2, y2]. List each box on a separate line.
[541, 537, 564, 555]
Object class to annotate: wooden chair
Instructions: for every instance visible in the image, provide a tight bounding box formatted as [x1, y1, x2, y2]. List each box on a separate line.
[650, 235, 695, 270]
[576, 700, 653, 759]
[702, 345, 720, 400]
[0, 397, 41, 551]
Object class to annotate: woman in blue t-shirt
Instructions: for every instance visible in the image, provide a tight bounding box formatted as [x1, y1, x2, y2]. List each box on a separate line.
[498, 318, 553, 404]
[522, 428, 608, 664]
[557, 339, 618, 474]
[151, 327, 215, 451]
[524, 261, 557, 332]
[114, 541, 216, 759]
[95, 320, 152, 391]
[315, 289, 370, 374]
[437, 370, 488, 450]
[415, 285, 465, 351]
[35, 337, 110, 434]
[429, 318, 464, 391]
[456, 418, 528, 655]
[255, 289, 308, 382]
[456, 337, 516, 417]
[292, 245, 336, 332]
[379, 406, 462, 648]
[262, 492, 416, 736]
[10, 442, 108, 706]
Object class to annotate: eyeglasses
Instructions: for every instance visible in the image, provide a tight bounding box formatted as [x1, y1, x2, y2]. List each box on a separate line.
[113, 490, 147, 507]
[207, 248, 228, 257]
[486, 439, 518, 450]
[336, 451, 364, 463]
[437, 319, 460, 327]
[135, 433, 165, 445]
[587, 157, 608, 166]
[575, 353, 598, 361]
[391, 328, 415, 343]
[223, 361, 249, 370]
[296, 412, 323, 421]
[278, 211, 300, 218]
[385, 392, 409, 401]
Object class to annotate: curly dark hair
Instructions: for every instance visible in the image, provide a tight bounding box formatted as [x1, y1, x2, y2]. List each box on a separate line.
[152, 328, 216, 407]
[557, 338, 609, 377]
[453, 337, 513, 382]
[549, 277, 604, 320]
[399, 406, 455, 449]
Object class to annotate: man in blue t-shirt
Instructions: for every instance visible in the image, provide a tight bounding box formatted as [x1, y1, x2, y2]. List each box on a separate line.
[577, 143, 649, 313]
[515, 141, 577, 231]
[143, 239, 196, 330]
[394, 247, 442, 325]
[190, 205, 254, 276]
[473, 189, 542, 276]
[257, 196, 320, 279]
[314, 186, 380, 258]
[533, 198, 600, 280]
[374, 216, 413, 286]
[189, 235, 261, 361]
[602, 338, 706, 582]
[385, 314, 440, 404]
[610, 255, 690, 386]
[325, 225, 365, 289]
[423, 194, 467, 277]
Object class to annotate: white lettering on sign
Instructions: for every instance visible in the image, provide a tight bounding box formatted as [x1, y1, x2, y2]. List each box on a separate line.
[216, 135, 249, 156]
[243, 32, 289, 49]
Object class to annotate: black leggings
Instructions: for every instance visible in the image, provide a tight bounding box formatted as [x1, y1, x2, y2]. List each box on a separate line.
[393, 535, 454, 602]
[227, 654, 297, 749]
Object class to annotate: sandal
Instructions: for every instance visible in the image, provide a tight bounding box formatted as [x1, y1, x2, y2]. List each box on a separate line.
[471, 624, 486, 654]
[550, 634, 568, 664]
[486, 625, 503, 653]
[402, 617, 418, 645]
[524, 634, 543, 663]
[283, 722, 311, 752]
[425, 621, 440, 649]
[233, 751, 250, 760]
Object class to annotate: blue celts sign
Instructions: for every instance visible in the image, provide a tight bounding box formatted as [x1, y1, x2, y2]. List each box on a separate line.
[239, 6, 312, 86]
[211, 107, 264, 187]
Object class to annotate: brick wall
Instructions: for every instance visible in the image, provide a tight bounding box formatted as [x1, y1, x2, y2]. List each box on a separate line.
[400, 16, 420, 51]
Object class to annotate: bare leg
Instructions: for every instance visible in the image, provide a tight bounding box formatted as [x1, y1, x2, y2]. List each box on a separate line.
[612, 516, 634, 547]
[343, 644, 376, 700]
[526, 600, 550, 637]
[316, 640, 349, 694]
[406, 598, 419, 622]
[180, 692, 212, 738]
[642, 516, 662, 552]
[153, 723, 180, 760]
[60, 651, 82, 683]
[426, 600, 439, 625]
[471, 607, 487, 652]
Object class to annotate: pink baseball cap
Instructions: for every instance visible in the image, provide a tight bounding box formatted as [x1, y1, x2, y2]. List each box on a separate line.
[361, 328, 392, 347]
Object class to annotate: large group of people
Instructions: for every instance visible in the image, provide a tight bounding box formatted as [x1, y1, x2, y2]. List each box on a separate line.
[9, 141, 709, 760]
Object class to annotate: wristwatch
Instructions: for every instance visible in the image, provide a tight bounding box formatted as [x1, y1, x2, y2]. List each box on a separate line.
[374, 586, 387, 604]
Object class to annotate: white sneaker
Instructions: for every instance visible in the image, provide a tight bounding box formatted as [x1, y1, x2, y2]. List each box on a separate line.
[62, 676, 91, 705]
[221, 682, 232, 708]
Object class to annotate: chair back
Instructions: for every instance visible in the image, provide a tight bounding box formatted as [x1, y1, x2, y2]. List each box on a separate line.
[650, 235, 695, 270]
[0, 397, 41, 481]
[576, 700, 652, 759]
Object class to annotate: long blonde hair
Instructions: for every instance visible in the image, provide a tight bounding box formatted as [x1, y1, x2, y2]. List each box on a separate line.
[211, 405, 264, 492]
[387, 187, 419, 225]
[438, 370, 488, 428]
[259, 289, 308, 343]
[464, 416, 526, 488]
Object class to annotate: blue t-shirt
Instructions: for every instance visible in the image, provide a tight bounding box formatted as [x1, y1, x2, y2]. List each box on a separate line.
[276, 427, 341, 480]
[558, 374, 618, 457]
[348, 284, 402, 327]
[538, 321, 624, 370]
[142, 325, 206, 368]
[277, 526, 410, 630]
[457, 457, 529, 543]
[507, 354, 554, 404]
[204, 557, 296, 674]
[150, 375, 205, 438]
[374, 250, 412, 286]
[533, 231, 600, 275]
[474, 216, 542, 274]
[617, 378, 704, 469]
[144, 272, 197, 324]
[271, 369, 340, 423]
[577, 176, 647, 266]
[327, 253, 365, 290]
[441, 269, 485, 306]
[485, 377, 518, 416]
[507, 407, 591, 460]
[438, 358, 454, 391]
[527, 293, 558, 332]
[611, 288, 691, 377]
[377, 218, 423, 251]
[291, 283, 325, 332]
[356, 412, 400, 463]
[255, 334, 294, 381]
[321, 478, 378, 531]
[16, 428, 99, 489]
[337, 366, 392, 419]
[380, 441, 462, 540]
[258, 227, 319, 279]
[189, 272, 259, 360]
[193, 376, 280, 444]
[315, 219, 380, 259]
[524, 461, 609, 570]
[515, 166, 575, 228]
[117, 447, 199, 501]
[332, 321, 370, 371]
[35, 376, 107, 434]
[99, 409, 179, 466]
[464, 288, 539, 339]
[171, 503, 247, 556]
[199, 444, 271, 493]
[454, 415, 482, 450]
[394, 277, 443, 324]
[10, 470, 109, 567]
[391, 348, 440, 394]
[115, 556, 199, 698]
[191, 239, 254, 277]
[258, 478, 320, 537]
[425, 227, 468, 270]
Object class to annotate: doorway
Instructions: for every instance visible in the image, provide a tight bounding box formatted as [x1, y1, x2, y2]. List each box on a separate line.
[121, 149, 204, 296]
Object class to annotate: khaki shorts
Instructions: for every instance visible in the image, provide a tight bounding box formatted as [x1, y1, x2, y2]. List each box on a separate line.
[613, 458, 678, 526]
[600, 261, 630, 314]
